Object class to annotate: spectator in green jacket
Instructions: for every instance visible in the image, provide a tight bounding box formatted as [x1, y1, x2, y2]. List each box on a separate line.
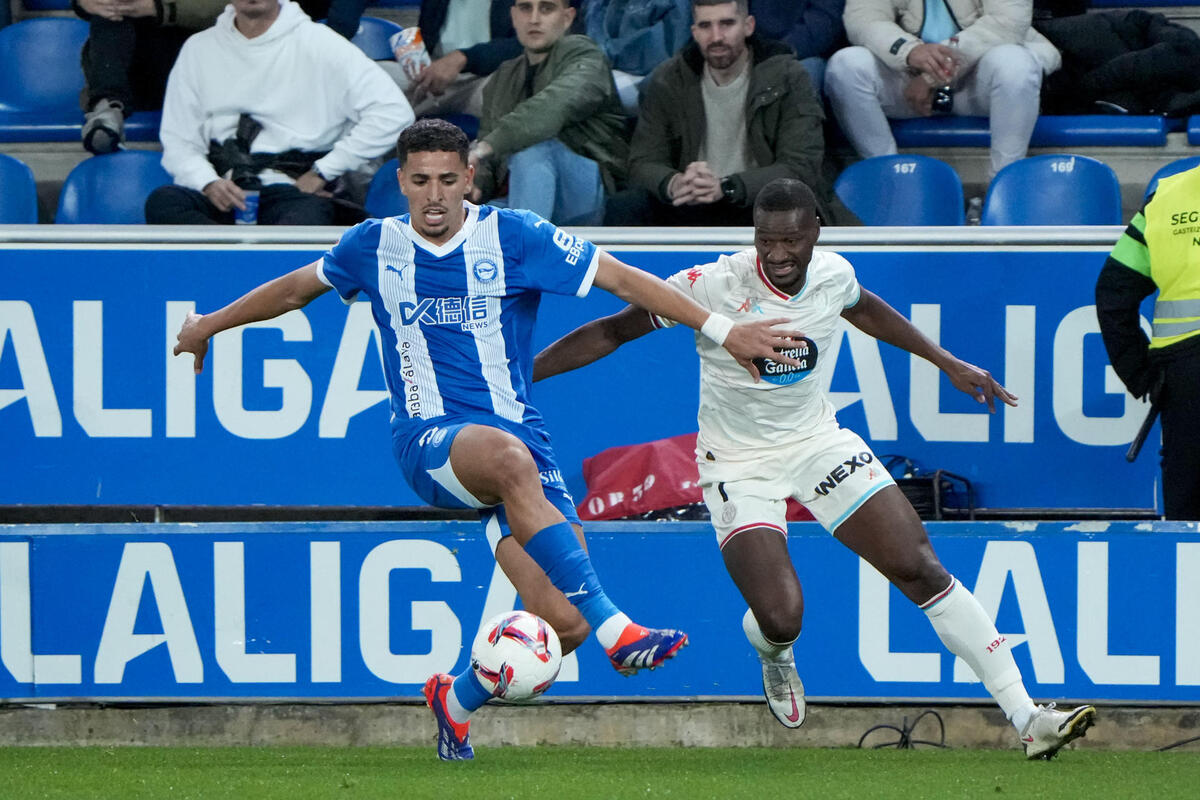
[618, 0, 852, 226]
[468, 0, 627, 225]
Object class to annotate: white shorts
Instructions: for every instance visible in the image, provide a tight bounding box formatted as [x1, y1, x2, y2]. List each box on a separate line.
[700, 426, 895, 548]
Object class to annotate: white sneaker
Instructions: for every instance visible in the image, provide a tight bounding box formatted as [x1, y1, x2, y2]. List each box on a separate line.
[760, 651, 806, 729]
[1020, 703, 1096, 759]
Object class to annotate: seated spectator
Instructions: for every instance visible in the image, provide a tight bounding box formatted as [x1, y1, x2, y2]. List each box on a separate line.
[582, 0, 691, 114]
[749, 0, 845, 101]
[145, 0, 413, 226]
[73, 0, 226, 154]
[620, 0, 852, 227]
[468, 0, 627, 226]
[825, 0, 1060, 178]
[383, 0, 524, 118]
[1036, 9, 1200, 117]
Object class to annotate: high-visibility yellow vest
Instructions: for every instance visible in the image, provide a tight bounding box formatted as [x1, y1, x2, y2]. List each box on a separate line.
[1144, 167, 1200, 349]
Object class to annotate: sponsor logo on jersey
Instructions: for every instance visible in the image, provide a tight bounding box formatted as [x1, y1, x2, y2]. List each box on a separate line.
[398, 296, 490, 330]
[812, 451, 876, 497]
[736, 298, 765, 314]
[472, 259, 498, 283]
[753, 337, 817, 385]
[720, 502, 737, 525]
[686, 267, 703, 286]
[400, 341, 422, 418]
[553, 228, 587, 266]
[384, 263, 407, 279]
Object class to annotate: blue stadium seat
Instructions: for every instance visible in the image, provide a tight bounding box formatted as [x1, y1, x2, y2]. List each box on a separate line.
[55, 151, 171, 224]
[0, 19, 88, 115]
[0, 153, 39, 223]
[834, 155, 964, 225]
[21, 0, 73, 9]
[1145, 156, 1200, 200]
[891, 115, 1168, 149]
[365, 158, 409, 218]
[0, 19, 161, 143]
[350, 16, 404, 60]
[981, 154, 1123, 226]
[1189, 116, 1200, 146]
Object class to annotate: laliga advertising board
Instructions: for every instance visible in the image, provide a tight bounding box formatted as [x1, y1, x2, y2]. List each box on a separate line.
[0, 521, 1197, 703]
[0, 232, 1161, 510]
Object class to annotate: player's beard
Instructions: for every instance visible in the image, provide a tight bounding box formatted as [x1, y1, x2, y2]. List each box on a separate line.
[703, 44, 739, 71]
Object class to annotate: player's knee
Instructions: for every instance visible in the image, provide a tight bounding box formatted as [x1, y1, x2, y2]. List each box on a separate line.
[891, 554, 951, 604]
[481, 437, 541, 496]
[755, 595, 804, 645]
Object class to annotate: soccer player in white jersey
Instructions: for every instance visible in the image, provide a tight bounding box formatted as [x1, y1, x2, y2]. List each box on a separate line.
[534, 178, 1098, 759]
[173, 119, 801, 762]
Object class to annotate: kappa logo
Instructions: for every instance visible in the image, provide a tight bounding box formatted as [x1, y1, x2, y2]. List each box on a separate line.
[686, 267, 704, 286]
[812, 451, 876, 496]
[472, 259, 498, 283]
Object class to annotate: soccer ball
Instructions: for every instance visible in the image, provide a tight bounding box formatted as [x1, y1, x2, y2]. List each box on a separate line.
[470, 610, 562, 701]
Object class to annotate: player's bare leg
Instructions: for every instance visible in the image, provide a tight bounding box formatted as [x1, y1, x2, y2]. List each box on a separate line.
[834, 486, 1095, 756]
[721, 527, 806, 728]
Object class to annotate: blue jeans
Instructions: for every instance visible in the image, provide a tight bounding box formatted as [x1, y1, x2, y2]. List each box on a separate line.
[506, 139, 606, 226]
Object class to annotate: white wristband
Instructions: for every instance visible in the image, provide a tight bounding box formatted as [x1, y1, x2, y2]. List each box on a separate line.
[700, 313, 734, 346]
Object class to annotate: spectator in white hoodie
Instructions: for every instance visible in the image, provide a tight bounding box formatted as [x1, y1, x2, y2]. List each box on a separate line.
[146, 0, 414, 225]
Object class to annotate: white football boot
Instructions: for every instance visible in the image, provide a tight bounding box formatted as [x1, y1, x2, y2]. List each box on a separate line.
[1020, 703, 1097, 759]
[760, 649, 806, 729]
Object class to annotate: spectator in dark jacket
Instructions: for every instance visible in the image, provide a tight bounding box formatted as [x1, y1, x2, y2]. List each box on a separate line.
[618, 0, 852, 226]
[749, 0, 845, 100]
[1037, 9, 1200, 117]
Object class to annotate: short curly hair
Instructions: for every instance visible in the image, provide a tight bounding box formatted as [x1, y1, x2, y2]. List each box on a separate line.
[395, 119, 470, 167]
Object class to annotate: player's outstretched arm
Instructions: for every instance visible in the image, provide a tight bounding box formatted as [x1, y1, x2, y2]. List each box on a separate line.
[173, 262, 331, 374]
[592, 252, 801, 380]
[842, 287, 1018, 412]
[533, 305, 655, 381]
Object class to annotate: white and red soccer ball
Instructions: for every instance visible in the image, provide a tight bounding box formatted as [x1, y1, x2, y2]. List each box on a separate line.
[471, 610, 562, 701]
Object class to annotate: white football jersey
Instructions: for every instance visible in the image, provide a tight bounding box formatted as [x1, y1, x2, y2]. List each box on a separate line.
[653, 248, 861, 476]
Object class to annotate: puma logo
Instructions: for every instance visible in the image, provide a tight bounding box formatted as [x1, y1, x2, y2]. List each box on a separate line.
[563, 583, 588, 599]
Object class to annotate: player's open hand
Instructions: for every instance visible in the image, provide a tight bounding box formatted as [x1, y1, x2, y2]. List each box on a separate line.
[174, 311, 211, 374]
[944, 358, 1018, 412]
[723, 317, 804, 382]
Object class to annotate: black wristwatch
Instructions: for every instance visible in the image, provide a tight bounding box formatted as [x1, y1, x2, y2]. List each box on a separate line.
[720, 176, 739, 203]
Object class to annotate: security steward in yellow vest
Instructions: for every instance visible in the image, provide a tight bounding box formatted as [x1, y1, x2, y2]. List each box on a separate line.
[1096, 165, 1200, 520]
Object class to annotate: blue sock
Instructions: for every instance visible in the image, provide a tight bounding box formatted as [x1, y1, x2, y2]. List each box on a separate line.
[451, 667, 492, 714]
[522, 521, 621, 630]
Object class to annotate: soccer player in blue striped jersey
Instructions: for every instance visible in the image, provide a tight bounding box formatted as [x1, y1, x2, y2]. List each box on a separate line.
[174, 118, 801, 761]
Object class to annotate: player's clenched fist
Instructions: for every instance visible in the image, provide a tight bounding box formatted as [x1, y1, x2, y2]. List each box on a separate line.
[173, 311, 211, 374]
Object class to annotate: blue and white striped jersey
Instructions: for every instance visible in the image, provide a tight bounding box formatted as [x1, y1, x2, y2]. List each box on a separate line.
[317, 203, 600, 446]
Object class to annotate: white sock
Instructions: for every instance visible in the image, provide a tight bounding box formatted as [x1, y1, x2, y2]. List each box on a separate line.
[446, 683, 472, 724]
[742, 608, 795, 662]
[595, 611, 633, 650]
[921, 577, 1036, 732]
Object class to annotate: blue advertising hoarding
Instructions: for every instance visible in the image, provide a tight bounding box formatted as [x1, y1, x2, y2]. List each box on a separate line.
[0, 236, 1159, 510]
[1, 521, 1197, 703]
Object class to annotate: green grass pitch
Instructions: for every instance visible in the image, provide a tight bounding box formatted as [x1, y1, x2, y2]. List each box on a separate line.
[1, 746, 1198, 799]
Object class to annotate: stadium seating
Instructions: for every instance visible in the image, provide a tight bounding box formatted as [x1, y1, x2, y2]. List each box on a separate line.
[1189, 116, 1200, 146]
[891, 115, 1170, 149]
[1145, 155, 1200, 200]
[55, 151, 171, 224]
[0, 18, 161, 144]
[20, 0, 73, 9]
[365, 158, 409, 217]
[0, 153, 39, 223]
[981, 154, 1124, 226]
[834, 154, 964, 225]
[350, 16, 404, 60]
